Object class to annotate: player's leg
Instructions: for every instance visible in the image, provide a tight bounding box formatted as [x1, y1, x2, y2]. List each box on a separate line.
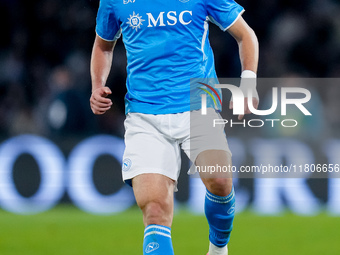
[122, 112, 182, 254]
[196, 150, 234, 255]
[132, 173, 176, 255]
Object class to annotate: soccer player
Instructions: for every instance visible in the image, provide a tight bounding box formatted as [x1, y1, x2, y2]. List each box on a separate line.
[90, 0, 259, 254]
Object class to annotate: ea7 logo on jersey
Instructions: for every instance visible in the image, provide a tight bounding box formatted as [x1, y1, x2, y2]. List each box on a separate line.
[123, 0, 135, 4]
[147, 11, 192, 27]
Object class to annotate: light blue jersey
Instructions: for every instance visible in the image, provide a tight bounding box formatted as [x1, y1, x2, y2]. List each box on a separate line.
[96, 0, 244, 114]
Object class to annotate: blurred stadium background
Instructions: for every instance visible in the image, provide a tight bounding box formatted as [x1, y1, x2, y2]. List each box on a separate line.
[1, 0, 340, 254]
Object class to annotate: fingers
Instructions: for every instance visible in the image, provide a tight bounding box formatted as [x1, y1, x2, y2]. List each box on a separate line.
[90, 100, 112, 112]
[90, 87, 113, 115]
[91, 105, 111, 115]
[252, 97, 259, 110]
[92, 93, 111, 104]
[237, 98, 247, 120]
[237, 97, 259, 120]
[90, 99, 112, 114]
[101, 87, 112, 97]
[95, 87, 112, 102]
[229, 98, 246, 120]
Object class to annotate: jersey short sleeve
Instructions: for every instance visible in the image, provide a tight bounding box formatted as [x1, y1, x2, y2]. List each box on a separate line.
[96, 0, 122, 41]
[206, 0, 244, 31]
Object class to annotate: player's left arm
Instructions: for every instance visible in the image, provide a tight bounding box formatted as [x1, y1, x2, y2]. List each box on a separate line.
[228, 16, 259, 119]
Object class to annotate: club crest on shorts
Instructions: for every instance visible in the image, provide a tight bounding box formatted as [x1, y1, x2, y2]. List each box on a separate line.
[122, 158, 132, 171]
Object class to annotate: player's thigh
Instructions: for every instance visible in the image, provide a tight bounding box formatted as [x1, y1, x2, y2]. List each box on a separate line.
[182, 109, 232, 165]
[196, 150, 233, 196]
[122, 113, 181, 183]
[195, 149, 232, 175]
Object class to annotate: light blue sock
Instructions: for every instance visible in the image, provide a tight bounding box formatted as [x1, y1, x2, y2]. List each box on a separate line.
[205, 187, 235, 247]
[143, 224, 174, 255]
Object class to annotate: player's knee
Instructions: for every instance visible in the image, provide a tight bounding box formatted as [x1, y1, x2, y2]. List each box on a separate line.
[142, 200, 172, 226]
[206, 178, 233, 197]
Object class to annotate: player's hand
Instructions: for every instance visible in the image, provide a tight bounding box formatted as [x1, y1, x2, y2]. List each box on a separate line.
[229, 96, 259, 120]
[229, 71, 259, 120]
[90, 87, 113, 115]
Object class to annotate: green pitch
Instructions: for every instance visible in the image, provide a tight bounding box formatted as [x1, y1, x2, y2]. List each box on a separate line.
[0, 205, 339, 255]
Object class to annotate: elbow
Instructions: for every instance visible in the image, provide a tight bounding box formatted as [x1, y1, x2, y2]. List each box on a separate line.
[242, 26, 258, 47]
[237, 27, 259, 52]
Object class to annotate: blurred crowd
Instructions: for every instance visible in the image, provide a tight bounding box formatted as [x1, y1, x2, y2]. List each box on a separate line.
[0, 0, 340, 138]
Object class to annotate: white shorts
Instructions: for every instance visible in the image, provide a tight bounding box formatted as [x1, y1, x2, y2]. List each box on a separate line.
[122, 108, 231, 186]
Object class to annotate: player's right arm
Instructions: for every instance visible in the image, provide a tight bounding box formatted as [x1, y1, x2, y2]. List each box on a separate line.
[90, 35, 116, 115]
